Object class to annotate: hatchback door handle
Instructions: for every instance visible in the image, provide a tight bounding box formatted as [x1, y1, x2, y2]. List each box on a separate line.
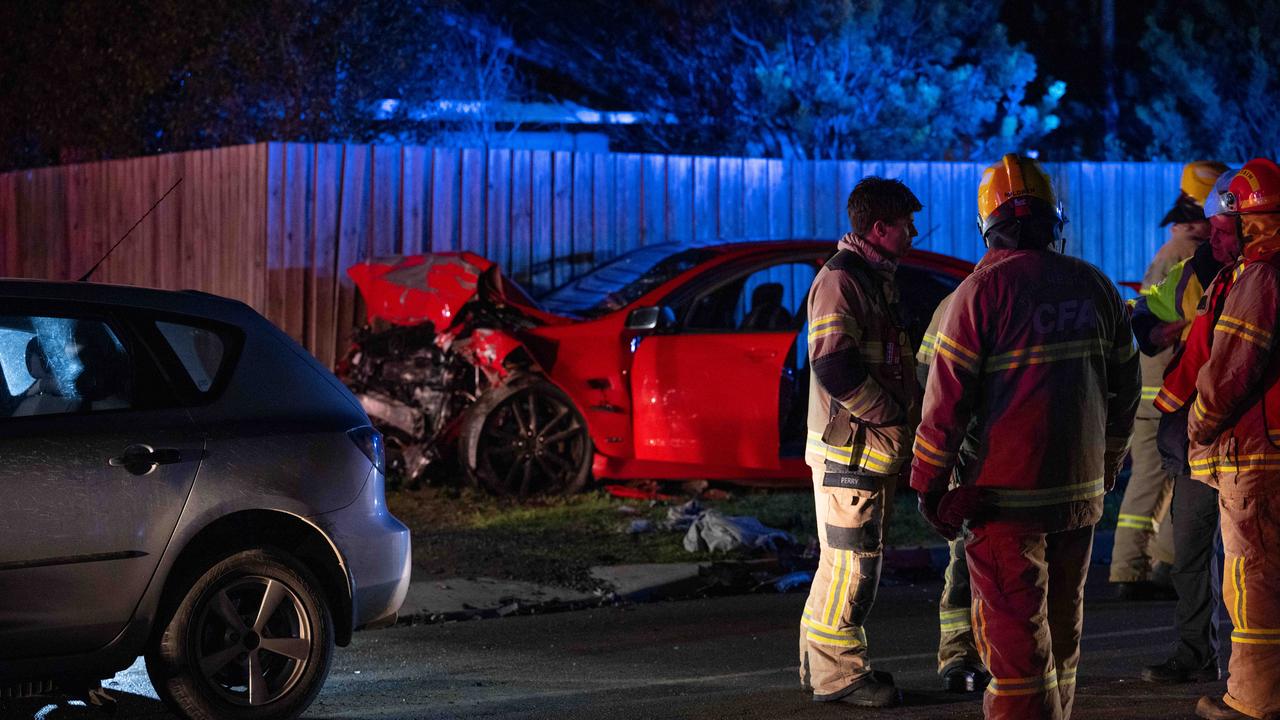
[108, 444, 183, 474]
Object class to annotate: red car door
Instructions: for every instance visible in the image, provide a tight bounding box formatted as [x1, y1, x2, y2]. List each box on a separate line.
[630, 331, 798, 469]
[630, 258, 818, 470]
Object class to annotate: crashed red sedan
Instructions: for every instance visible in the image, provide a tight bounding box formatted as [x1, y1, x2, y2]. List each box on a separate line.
[341, 241, 970, 496]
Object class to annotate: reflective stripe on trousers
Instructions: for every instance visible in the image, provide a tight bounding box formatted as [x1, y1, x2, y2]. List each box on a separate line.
[1219, 493, 1280, 718]
[798, 465, 892, 698]
[968, 525, 1094, 720]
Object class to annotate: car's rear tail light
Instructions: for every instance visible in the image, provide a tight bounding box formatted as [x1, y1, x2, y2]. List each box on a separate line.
[348, 426, 386, 475]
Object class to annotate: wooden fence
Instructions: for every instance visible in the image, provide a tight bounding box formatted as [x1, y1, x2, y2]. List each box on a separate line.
[0, 142, 1185, 366]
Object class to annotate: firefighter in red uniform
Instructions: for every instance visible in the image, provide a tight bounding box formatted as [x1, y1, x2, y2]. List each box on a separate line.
[911, 154, 1142, 720]
[1186, 157, 1280, 720]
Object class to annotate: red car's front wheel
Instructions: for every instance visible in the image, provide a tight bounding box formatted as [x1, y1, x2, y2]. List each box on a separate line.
[460, 378, 592, 497]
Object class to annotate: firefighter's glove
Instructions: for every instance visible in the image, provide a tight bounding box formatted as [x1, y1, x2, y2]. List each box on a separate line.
[937, 485, 990, 527]
[918, 490, 960, 541]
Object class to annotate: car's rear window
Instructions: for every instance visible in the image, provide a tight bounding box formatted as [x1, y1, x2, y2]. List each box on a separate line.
[155, 321, 226, 392]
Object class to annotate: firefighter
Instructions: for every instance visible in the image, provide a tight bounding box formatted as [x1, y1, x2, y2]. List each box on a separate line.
[911, 154, 1141, 720]
[1140, 169, 1240, 684]
[1187, 157, 1280, 720]
[918, 296, 991, 693]
[798, 176, 922, 708]
[1111, 160, 1229, 599]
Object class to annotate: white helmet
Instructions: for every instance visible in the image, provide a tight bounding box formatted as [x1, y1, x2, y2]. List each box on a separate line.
[1204, 169, 1238, 218]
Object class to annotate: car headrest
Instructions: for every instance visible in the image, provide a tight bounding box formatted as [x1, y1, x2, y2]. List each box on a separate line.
[751, 282, 784, 308]
[25, 337, 51, 380]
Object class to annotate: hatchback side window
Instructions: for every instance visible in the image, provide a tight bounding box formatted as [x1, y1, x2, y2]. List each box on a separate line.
[0, 315, 133, 418]
[155, 321, 226, 393]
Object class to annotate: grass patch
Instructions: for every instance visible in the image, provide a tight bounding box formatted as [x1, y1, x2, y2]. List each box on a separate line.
[388, 484, 947, 591]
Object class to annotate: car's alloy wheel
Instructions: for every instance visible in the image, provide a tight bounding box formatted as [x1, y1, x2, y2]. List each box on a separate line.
[147, 548, 333, 720]
[461, 378, 592, 497]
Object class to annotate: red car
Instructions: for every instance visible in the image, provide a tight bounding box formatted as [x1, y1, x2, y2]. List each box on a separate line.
[342, 241, 971, 496]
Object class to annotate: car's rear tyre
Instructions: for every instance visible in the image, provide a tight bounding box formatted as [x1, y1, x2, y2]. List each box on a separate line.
[145, 548, 334, 720]
[460, 377, 592, 497]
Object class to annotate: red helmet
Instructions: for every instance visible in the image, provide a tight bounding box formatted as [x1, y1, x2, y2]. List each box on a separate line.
[1226, 158, 1280, 214]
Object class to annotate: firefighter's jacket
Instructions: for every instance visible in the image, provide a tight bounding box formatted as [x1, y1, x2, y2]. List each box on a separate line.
[1133, 242, 1221, 356]
[910, 248, 1142, 533]
[1187, 217, 1280, 497]
[805, 233, 919, 480]
[1136, 236, 1203, 419]
[1147, 253, 1238, 479]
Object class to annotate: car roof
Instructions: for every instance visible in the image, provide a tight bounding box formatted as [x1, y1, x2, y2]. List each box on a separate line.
[0, 278, 254, 324]
[658, 238, 972, 275]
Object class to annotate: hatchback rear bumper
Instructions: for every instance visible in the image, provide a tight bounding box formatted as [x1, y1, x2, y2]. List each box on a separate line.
[311, 470, 411, 632]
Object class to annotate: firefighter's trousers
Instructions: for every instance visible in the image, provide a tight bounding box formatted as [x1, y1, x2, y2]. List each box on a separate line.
[1219, 492, 1280, 719]
[798, 465, 894, 699]
[1168, 471, 1221, 669]
[1110, 417, 1175, 582]
[968, 525, 1094, 720]
[938, 536, 984, 674]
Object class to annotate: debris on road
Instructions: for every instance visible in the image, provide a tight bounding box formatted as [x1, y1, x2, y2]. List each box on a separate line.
[625, 519, 655, 534]
[682, 510, 793, 553]
[773, 571, 814, 593]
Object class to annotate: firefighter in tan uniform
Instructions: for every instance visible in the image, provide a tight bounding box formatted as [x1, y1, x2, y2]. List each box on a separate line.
[798, 177, 922, 708]
[911, 155, 1141, 720]
[1111, 161, 1229, 597]
[1187, 157, 1280, 720]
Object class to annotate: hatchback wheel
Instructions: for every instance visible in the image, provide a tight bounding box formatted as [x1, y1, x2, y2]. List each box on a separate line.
[146, 548, 333, 720]
[460, 377, 592, 497]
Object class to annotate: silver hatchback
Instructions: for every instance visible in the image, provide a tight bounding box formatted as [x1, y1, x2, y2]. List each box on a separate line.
[0, 280, 410, 719]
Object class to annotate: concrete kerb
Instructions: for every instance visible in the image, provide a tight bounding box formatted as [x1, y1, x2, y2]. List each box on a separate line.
[390, 531, 1118, 628]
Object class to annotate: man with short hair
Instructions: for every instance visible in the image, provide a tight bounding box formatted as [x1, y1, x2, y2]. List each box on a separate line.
[912, 154, 1141, 720]
[798, 177, 922, 708]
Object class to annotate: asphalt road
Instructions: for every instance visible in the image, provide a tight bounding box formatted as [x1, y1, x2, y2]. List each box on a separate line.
[4, 571, 1226, 720]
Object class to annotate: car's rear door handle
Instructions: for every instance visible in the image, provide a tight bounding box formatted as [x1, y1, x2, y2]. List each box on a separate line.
[108, 444, 183, 474]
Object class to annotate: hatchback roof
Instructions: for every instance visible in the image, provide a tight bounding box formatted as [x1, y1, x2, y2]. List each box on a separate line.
[0, 279, 252, 324]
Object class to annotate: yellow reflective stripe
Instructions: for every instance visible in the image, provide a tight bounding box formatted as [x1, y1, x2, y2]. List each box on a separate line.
[913, 435, 954, 468]
[1234, 557, 1247, 630]
[801, 610, 867, 648]
[1190, 453, 1280, 476]
[973, 599, 990, 668]
[1192, 396, 1225, 423]
[1141, 386, 1159, 401]
[823, 550, 851, 627]
[917, 334, 938, 364]
[1057, 667, 1078, 686]
[985, 339, 1103, 372]
[1230, 634, 1280, 645]
[935, 333, 980, 373]
[988, 669, 1059, 697]
[990, 478, 1105, 508]
[808, 314, 859, 343]
[939, 608, 971, 631]
[1154, 386, 1186, 413]
[1117, 513, 1155, 531]
[1217, 314, 1274, 347]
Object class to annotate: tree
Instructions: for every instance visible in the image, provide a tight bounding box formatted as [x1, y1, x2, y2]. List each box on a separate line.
[0, 0, 523, 171]
[1130, 0, 1280, 161]
[489, 0, 1064, 160]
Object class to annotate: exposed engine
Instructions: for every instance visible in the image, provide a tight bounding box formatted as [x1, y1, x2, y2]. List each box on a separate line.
[342, 324, 479, 486]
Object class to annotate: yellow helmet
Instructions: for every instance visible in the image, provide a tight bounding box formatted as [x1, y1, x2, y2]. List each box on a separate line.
[977, 154, 1062, 237]
[1181, 161, 1231, 205]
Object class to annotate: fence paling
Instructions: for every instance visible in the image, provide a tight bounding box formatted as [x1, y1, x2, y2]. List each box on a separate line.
[0, 143, 1183, 366]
